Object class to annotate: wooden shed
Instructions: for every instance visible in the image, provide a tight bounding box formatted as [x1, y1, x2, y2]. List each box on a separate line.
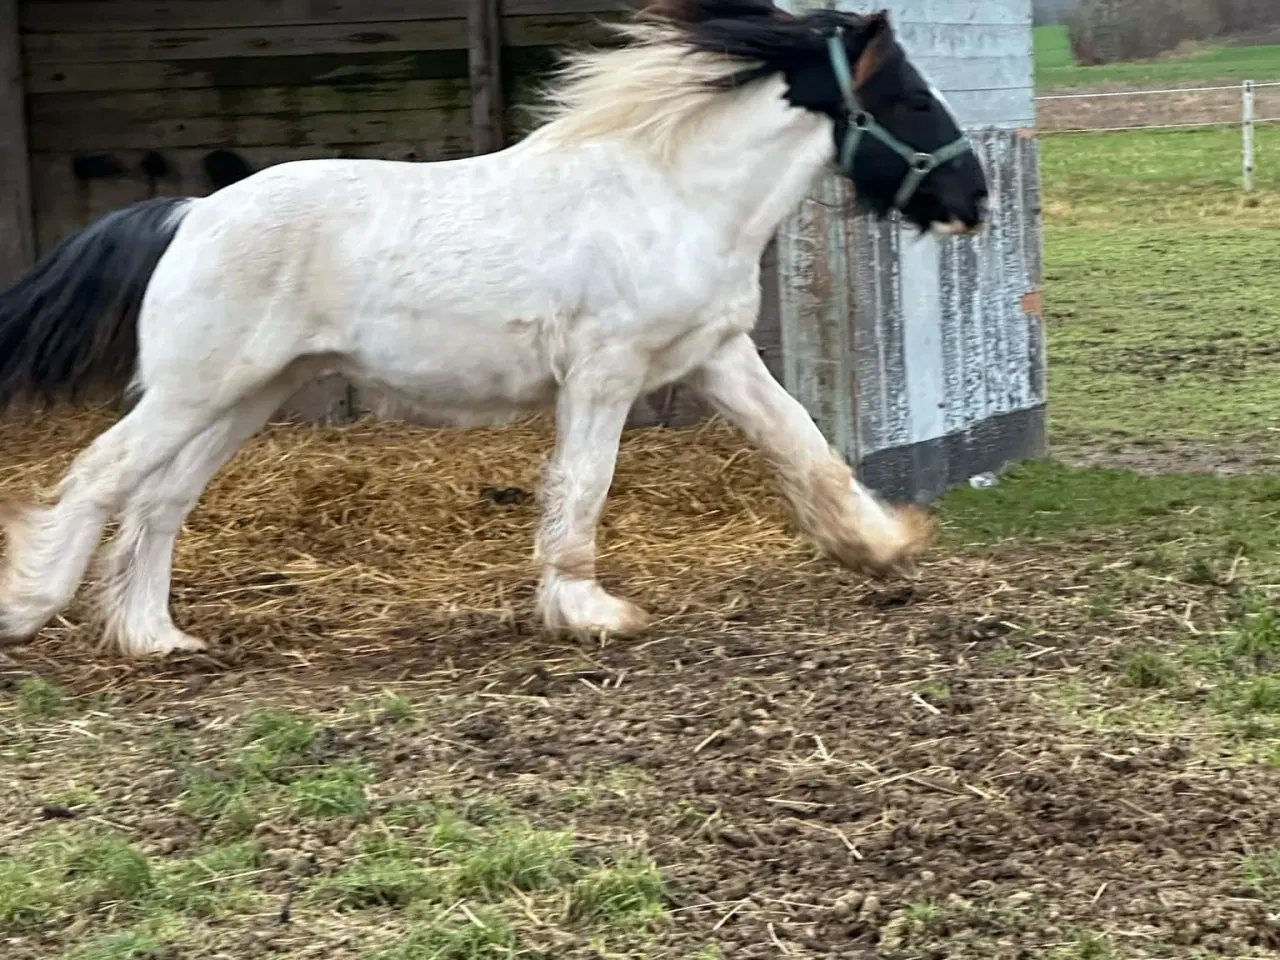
[6, 2, 636, 263]
[0, 0, 1045, 502]
[0, 0, 642, 417]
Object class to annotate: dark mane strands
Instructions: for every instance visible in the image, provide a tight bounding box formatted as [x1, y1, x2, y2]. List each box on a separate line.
[635, 0, 890, 92]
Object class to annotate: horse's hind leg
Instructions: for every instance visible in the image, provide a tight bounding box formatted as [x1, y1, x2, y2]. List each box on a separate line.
[94, 379, 298, 657]
[0, 388, 252, 644]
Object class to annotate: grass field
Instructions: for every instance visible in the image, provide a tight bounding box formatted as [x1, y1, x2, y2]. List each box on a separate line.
[1036, 23, 1280, 90]
[1041, 124, 1280, 452]
[7, 86, 1280, 960]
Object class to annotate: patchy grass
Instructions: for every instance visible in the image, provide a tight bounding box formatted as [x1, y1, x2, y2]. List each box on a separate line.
[0, 698, 675, 960]
[565, 857, 668, 928]
[367, 907, 518, 960]
[1035, 24, 1280, 90]
[1244, 848, 1280, 903]
[1041, 125, 1280, 450]
[939, 459, 1280, 765]
[1053, 931, 1122, 960]
[15, 677, 69, 718]
[940, 459, 1280, 566]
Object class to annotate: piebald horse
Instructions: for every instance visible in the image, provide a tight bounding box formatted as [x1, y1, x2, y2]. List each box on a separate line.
[0, 0, 988, 657]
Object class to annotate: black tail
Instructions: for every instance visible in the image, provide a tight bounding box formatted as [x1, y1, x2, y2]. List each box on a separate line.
[0, 196, 194, 412]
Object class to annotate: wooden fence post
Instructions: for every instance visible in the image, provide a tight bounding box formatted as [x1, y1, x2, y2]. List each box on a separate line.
[0, 0, 34, 285]
[468, 0, 504, 154]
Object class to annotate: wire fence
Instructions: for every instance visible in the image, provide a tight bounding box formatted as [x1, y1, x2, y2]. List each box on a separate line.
[1034, 79, 1280, 189]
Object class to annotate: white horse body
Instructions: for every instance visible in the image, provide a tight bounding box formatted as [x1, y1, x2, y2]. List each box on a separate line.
[0, 7, 982, 657]
[146, 76, 826, 427]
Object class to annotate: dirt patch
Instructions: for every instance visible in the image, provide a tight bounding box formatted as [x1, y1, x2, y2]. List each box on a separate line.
[4, 556, 1279, 959]
[1226, 28, 1280, 48]
[1085, 336, 1280, 381]
[1037, 81, 1280, 132]
[1052, 437, 1280, 475]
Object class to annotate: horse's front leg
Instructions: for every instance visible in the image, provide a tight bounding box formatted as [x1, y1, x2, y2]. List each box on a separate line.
[535, 362, 650, 637]
[688, 333, 935, 577]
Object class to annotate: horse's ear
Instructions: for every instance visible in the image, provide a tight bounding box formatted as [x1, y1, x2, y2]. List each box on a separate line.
[867, 9, 893, 34]
[854, 9, 897, 85]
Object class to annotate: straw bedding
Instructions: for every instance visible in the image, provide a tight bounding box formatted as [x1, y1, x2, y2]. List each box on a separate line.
[0, 405, 824, 656]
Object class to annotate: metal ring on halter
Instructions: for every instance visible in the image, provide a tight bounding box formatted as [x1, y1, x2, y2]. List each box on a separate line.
[910, 153, 934, 173]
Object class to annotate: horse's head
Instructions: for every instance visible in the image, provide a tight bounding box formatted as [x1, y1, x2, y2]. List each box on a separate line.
[644, 1, 989, 236]
[802, 9, 989, 236]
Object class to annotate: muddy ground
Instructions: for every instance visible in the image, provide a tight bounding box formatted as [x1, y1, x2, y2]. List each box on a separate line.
[3, 413, 1279, 959]
[5, 553, 1279, 959]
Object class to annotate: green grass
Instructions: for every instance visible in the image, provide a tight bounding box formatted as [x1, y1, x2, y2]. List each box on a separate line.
[368, 907, 519, 960]
[0, 700, 673, 959]
[16, 677, 69, 718]
[1035, 24, 1280, 90]
[939, 455, 1280, 755]
[1040, 125, 1280, 449]
[940, 460, 1280, 559]
[1244, 848, 1280, 902]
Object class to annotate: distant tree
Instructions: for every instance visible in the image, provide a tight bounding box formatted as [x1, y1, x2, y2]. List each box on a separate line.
[1033, 0, 1080, 27]
[1067, 0, 1279, 65]
[1068, 0, 1218, 64]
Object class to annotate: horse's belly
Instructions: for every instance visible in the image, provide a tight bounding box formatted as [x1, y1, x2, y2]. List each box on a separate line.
[347, 323, 556, 416]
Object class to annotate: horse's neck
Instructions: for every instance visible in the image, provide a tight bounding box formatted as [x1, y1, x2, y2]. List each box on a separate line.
[669, 77, 836, 257]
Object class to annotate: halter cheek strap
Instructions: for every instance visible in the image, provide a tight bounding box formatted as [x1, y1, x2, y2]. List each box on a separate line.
[826, 30, 973, 212]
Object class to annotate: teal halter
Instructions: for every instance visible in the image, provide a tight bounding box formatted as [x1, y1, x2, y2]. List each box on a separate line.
[825, 30, 974, 212]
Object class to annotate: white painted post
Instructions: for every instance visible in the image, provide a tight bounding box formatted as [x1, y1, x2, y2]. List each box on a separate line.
[1243, 80, 1255, 192]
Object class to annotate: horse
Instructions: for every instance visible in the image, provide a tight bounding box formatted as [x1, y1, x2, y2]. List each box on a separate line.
[0, 0, 988, 658]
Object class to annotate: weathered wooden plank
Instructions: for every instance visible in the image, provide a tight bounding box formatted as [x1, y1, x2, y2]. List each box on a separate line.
[1019, 131, 1046, 407]
[847, 214, 881, 459]
[878, 223, 910, 450]
[849, 214, 911, 455]
[28, 79, 480, 128]
[469, 0, 504, 154]
[22, 0, 637, 33]
[894, 21, 1030, 60]
[993, 132, 1029, 413]
[24, 20, 462, 64]
[755, 236, 783, 383]
[23, 15, 621, 65]
[30, 105, 473, 151]
[896, 229, 945, 446]
[30, 141, 496, 254]
[888, 0, 1033, 26]
[27, 50, 465, 94]
[776, 174, 857, 462]
[0, 0, 34, 284]
[23, 43, 574, 94]
[937, 232, 967, 435]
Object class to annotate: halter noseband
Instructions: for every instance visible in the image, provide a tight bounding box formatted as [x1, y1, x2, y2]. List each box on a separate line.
[826, 29, 973, 212]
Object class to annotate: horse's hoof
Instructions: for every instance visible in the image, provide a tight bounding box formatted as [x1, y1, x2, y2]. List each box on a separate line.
[539, 578, 651, 637]
[108, 627, 208, 658]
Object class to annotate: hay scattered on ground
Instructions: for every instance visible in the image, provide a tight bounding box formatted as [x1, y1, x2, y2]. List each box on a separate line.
[0, 406, 819, 653]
